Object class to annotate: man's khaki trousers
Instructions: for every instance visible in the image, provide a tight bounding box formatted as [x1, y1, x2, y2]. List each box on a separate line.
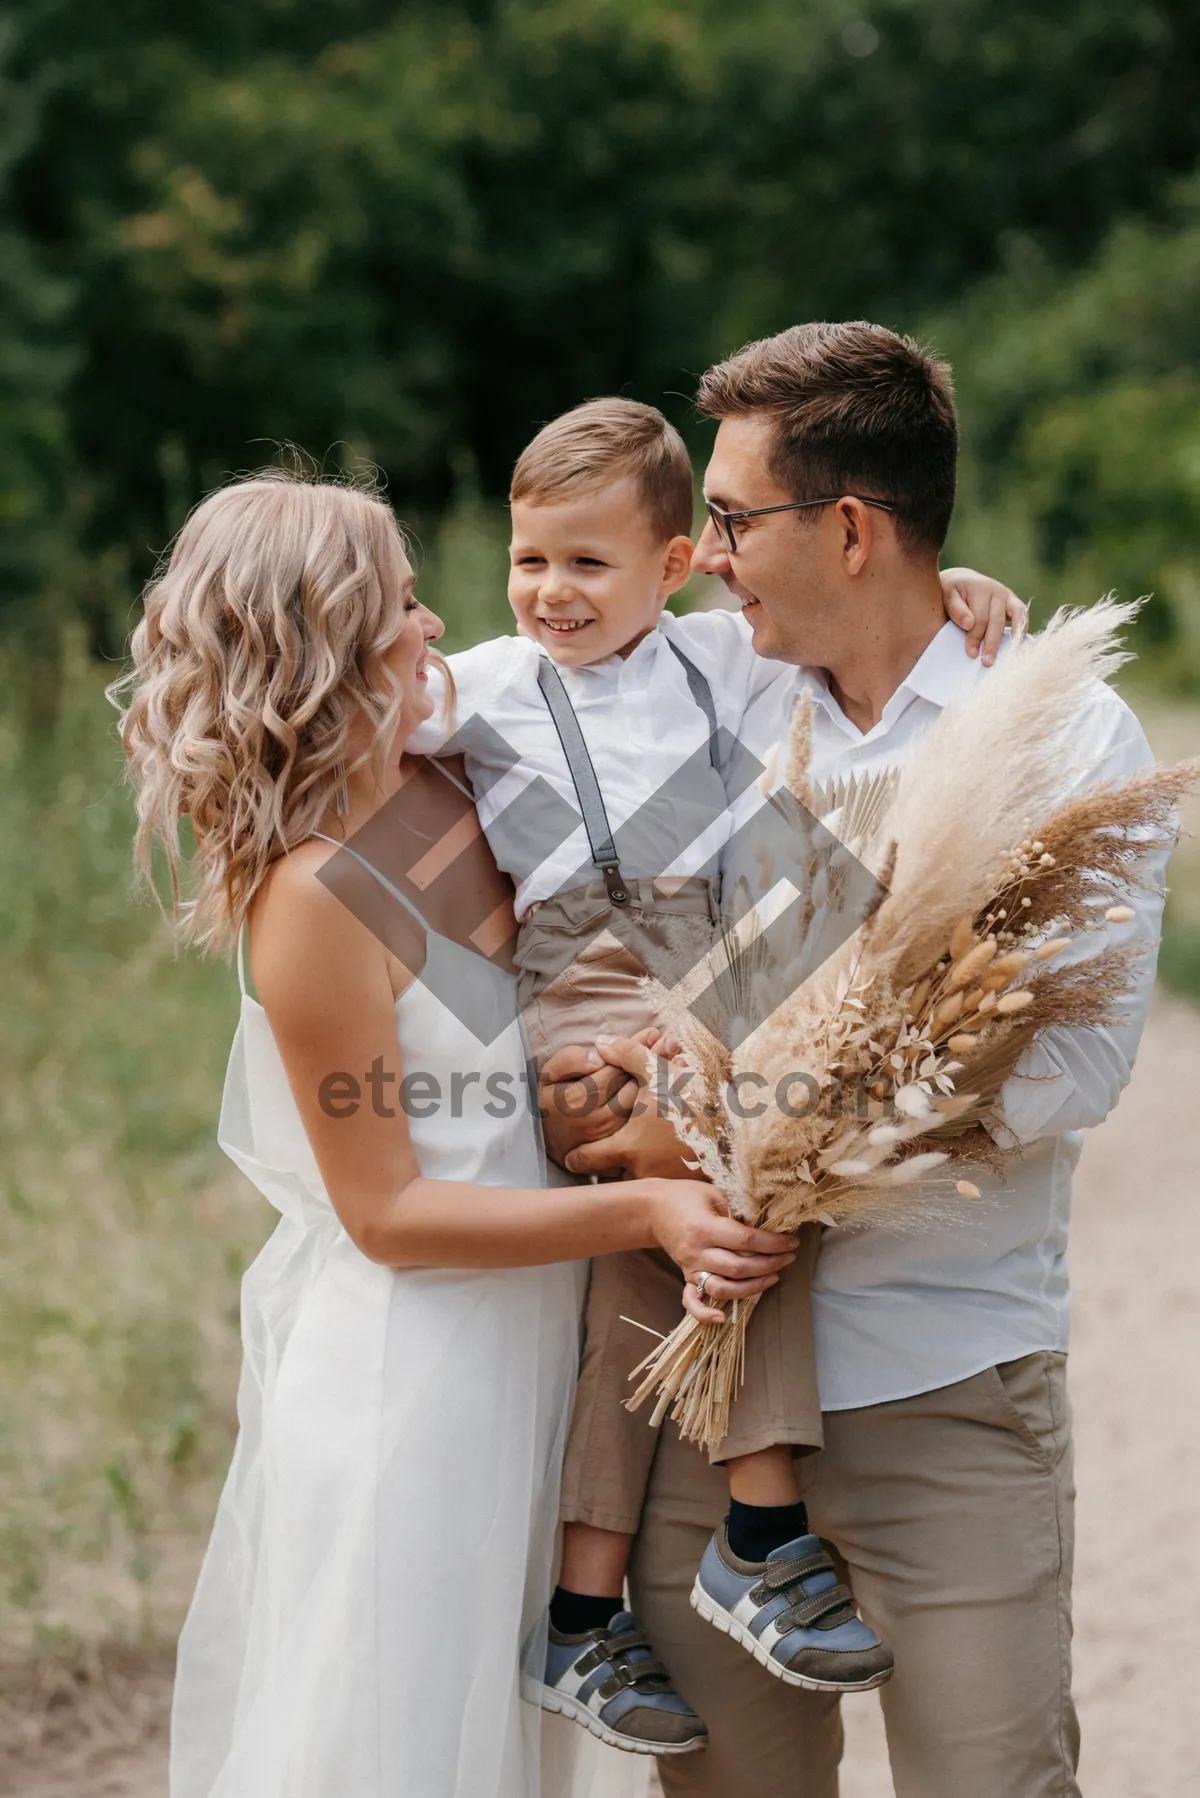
[628, 1350, 1079, 1798]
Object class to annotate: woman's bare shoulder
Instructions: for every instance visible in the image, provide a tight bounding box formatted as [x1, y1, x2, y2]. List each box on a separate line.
[254, 837, 345, 926]
[249, 841, 391, 1020]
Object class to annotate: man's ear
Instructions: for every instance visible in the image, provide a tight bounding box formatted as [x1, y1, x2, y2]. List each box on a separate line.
[837, 498, 874, 576]
[660, 534, 696, 595]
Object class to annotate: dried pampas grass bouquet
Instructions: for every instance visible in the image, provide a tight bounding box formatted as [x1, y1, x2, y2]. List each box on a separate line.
[628, 600, 1199, 1451]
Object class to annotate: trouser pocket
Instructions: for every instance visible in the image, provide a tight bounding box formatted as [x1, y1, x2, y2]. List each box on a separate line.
[986, 1350, 1069, 1476]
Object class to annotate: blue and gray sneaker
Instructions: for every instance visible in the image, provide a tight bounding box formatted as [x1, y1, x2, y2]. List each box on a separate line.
[691, 1526, 894, 1693]
[538, 1609, 708, 1756]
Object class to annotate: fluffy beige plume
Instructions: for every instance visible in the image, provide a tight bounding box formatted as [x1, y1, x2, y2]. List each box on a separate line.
[869, 597, 1142, 983]
[996, 763, 1199, 939]
[947, 937, 997, 990]
[782, 688, 816, 810]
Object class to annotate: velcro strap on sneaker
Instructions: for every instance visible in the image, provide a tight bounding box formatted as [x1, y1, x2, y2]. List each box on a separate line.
[758, 1550, 836, 1593]
[598, 1658, 671, 1698]
[573, 1631, 654, 1678]
[782, 1582, 857, 1632]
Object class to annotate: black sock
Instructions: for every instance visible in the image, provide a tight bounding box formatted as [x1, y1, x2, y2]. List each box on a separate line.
[726, 1497, 810, 1564]
[550, 1585, 623, 1636]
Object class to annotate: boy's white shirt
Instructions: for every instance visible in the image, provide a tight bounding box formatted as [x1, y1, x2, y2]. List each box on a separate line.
[408, 608, 775, 918]
[413, 607, 1165, 1411]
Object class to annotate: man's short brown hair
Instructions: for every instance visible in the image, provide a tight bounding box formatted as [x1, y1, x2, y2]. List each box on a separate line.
[510, 397, 694, 542]
[697, 322, 958, 554]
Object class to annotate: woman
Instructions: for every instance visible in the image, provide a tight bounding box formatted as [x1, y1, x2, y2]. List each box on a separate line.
[110, 472, 793, 1798]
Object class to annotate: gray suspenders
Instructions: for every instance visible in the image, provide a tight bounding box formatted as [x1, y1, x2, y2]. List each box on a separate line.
[535, 639, 720, 908]
[666, 639, 719, 746]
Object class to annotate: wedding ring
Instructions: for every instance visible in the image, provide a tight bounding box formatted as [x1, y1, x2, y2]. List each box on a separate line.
[695, 1271, 713, 1300]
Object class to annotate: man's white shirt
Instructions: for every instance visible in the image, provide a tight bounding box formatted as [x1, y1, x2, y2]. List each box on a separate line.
[720, 612, 1165, 1412]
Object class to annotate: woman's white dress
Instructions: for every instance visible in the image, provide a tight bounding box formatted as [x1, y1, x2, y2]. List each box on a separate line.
[169, 877, 646, 1798]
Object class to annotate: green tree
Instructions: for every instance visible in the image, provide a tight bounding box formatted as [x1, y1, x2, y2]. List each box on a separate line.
[941, 177, 1200, 684]
[0, 19, 74, 724]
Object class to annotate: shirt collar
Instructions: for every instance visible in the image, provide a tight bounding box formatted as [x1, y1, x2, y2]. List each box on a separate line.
[898, 619, 992, 708]
[554, 622, 663, 686]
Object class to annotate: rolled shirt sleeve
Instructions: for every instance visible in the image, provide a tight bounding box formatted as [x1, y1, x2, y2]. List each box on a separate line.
[990, 688, 1170, 1147]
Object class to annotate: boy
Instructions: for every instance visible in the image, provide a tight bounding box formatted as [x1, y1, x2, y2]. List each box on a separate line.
[412, 397, 1022, 1757]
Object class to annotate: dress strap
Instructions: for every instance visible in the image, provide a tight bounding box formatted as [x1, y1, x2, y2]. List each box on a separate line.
[238, 832, 433, 998]
[238, 833, 352, 992]
[306, 830, 431, 934]
[535, 658, 630, 907]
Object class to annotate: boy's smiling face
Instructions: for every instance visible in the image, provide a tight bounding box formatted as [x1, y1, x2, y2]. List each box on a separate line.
[508, 477, 693, 665]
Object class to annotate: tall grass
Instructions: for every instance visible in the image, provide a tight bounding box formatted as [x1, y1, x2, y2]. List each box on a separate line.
[0, 631, 265, 1653]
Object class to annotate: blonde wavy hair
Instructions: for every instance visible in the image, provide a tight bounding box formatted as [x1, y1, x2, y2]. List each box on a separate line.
[108, 469, 426, 953]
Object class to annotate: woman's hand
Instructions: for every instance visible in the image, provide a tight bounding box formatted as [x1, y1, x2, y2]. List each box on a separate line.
[939, 567, 1028, 666]
[681, 1276, 754, 1327]
[641, 1178, 796, 1319]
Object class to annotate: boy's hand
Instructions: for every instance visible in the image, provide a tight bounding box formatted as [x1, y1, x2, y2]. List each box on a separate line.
[939, 567, 1028, 666]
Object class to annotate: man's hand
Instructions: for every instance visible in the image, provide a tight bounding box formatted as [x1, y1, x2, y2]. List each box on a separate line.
[939, 567, 1029, 666]
[538, 1026, 661, 1168]
[562, 1035, 696, 1181]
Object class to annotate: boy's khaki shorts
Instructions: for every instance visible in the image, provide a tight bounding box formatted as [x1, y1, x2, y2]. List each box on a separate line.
[515, 874, 721, 1072]
[516, 876, 824, 1523]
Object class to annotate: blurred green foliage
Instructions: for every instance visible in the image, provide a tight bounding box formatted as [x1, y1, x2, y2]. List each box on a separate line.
[942, 179, 1200, 686]
[2, 0, 1199, 683]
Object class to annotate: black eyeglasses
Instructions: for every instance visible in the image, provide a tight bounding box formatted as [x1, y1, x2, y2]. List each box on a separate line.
[704, 494, 896, 554]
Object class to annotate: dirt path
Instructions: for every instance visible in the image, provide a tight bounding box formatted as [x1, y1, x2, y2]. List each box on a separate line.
[0, 1651, 173, 1798]
[7, 994, 1198, 1798]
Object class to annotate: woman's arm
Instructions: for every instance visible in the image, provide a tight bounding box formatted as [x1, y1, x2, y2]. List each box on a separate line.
[250, 847, 795, 1291]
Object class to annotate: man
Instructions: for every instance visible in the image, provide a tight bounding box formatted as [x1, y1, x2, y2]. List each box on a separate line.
[542, 321, 1165, 1796]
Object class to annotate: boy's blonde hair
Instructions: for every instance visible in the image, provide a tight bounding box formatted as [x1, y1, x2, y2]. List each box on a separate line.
[108, 470, 421, 953]
[510, 397, 694, 541]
